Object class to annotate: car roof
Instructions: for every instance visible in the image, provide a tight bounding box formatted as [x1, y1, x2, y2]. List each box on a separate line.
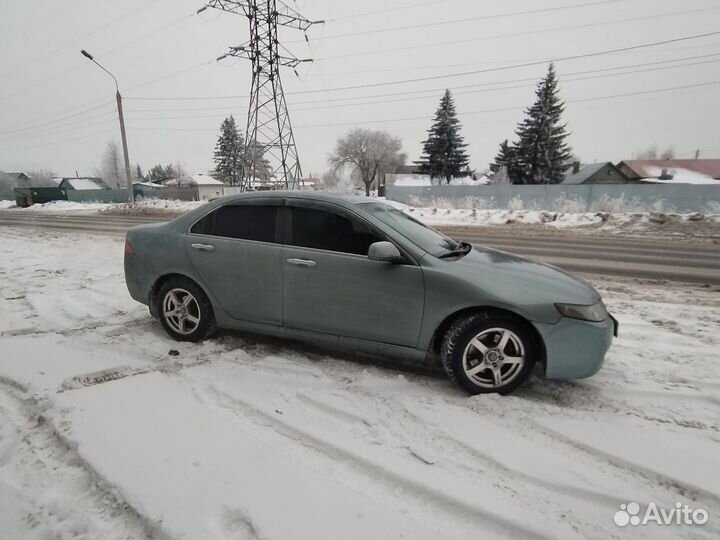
[212, 191, 373, 207]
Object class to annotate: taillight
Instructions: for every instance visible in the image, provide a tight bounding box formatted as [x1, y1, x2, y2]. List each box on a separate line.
[124, 240, 135, 256]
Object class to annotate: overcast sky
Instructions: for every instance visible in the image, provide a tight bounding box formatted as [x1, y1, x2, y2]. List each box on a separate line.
[1, 0, 719, 179]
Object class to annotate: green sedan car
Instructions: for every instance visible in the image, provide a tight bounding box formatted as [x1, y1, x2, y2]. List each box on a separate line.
[124, 192, 616, 395]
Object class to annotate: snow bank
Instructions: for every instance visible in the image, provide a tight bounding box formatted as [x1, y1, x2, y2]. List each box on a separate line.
[0, 199, 16, 209]
[100, 198, 205, 216]
[403, 206, 720, 231]
[23, 200, 111, 212]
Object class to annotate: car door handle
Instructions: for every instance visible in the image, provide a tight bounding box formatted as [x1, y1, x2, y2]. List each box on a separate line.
[191, 243, 215, 252]
[286, 258, 316, 267]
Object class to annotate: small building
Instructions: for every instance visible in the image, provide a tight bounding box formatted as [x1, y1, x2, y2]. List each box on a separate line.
[58, 177, 109, 190]
[190, 174, 225, 200]
[617, 160, 720, 183]
[561, 162, 629, 184]
[298, 177, 322, 190]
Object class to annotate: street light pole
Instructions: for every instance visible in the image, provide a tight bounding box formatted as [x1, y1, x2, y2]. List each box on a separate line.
[81, 50, 133, 202]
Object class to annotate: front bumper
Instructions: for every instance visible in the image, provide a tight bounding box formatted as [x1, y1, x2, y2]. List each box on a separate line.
[533, 315, 615, 379]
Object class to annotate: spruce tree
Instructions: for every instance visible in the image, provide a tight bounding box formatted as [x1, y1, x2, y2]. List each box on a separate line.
[416, 89, 470, 184]
[489, 139, 522, 184]
[514, 63, 572, 184]
[213, 116, 244, 185]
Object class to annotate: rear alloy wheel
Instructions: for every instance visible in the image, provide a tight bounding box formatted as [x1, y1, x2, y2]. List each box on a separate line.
[441, 314, 537, 395]
[156, 278, 213, 342]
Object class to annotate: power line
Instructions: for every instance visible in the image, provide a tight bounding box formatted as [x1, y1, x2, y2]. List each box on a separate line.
[307, 43, 720, 77]
[124, 80, 720, 132]
[301, 30, 720, 93]
[327, 0, 447, 22]
[291, 0, 623, 43]
[123, 57, 720, 121]
[0, 0, 161, 80]
[0, 113, 119, 142]
[0, 10, 198, 101]
[122, 52, 720, 113]
[123, 30, 720, 102]
[1, 126, 118, 152]
[316, 7, 720, 61]
[0, 101, 115, 137]
[294, 80, 720, 128]
[126, 60, 216, 92]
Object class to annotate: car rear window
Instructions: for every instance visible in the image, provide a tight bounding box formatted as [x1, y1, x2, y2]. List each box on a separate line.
[191, 204, 278, 243]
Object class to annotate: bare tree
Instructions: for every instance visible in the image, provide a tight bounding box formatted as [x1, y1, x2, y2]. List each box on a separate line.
[636, 146, 658, 160]
[487, 166, 512, 185]
[172, 162, 193, 186]
[321, 169, 340, 189]
[660, 146, 675, 160]
[328, 128, 406, 196]
[25, 169, 57, 187]
[98, 141, 123, 189]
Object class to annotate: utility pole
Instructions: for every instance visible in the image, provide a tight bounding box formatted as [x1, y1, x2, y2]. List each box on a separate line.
[81, 50, 133, 202]
[202, 1, 322, 190]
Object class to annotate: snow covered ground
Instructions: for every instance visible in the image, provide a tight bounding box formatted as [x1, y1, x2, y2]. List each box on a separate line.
[1, 227, 719, 539]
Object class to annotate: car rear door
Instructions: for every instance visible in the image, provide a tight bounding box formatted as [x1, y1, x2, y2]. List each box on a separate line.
[281, 200, 425, 347]
[185, 200, 283, 325]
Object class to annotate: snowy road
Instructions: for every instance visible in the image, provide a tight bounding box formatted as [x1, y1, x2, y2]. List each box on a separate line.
[1, 227, 719, 539]
[1, 210, 720, 284]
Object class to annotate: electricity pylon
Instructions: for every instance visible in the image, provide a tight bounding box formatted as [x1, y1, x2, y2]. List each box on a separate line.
[202, 0, 322, 190]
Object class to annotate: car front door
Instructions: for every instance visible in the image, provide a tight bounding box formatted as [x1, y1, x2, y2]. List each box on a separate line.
[281, 200, 425, 348]
[185, 200, 283, 325]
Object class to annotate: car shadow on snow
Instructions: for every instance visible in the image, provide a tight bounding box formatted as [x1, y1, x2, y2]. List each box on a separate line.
[140, 317, 601, 401]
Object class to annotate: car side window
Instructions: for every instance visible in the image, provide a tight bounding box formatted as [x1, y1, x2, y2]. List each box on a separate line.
[191, 204, 278, 243]
[289, 206, 382, 256]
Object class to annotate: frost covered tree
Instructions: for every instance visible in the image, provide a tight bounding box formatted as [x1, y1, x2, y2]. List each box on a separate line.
[135, 164, 144, 182]
[213, 116, 243, 185]
[513, 64, 572, 184]
[244, 142, 273, 183]
[489, 139, 523, 184]
[329, 128, 406, 196]
[98, 141, 124, 189]
[488, 166, 512, 185]
[416, 89, 470, 183]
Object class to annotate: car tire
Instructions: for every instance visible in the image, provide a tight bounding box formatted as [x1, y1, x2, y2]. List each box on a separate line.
[156, 277, 215, 342]
[441, 313, 537, 395]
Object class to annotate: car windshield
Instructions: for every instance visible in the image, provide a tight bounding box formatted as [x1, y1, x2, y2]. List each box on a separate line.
[358, 202, 459, 256]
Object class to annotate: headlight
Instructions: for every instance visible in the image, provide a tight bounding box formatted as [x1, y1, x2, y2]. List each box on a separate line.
[555, 301, 608, 322]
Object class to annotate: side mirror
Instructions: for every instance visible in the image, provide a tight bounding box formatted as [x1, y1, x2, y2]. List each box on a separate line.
[368, 241, 404, 263]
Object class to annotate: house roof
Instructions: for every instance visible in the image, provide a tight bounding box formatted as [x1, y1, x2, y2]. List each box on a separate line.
[561, 162, 610, 184]
[4, 172, 30, 180]
[618, 160, 720, 179]
[60, 177, 108, 190]
[191, 174, 225, 186]
[133, 181, 166, 189]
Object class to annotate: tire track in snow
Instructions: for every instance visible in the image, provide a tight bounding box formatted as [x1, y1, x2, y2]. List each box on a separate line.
[201, 382, 554, 540]
[0, 383, 166, 540]
[531, 419, 720, 513]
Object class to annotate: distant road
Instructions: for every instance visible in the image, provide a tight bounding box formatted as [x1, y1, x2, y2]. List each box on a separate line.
[1, 210, 719, 285]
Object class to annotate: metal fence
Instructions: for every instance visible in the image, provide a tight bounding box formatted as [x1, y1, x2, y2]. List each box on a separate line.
[385, 183, 720, 213]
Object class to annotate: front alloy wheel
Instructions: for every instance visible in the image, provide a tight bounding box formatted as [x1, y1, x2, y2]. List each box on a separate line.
[441, 314, 537, 395]
[462, 328, 525, 389]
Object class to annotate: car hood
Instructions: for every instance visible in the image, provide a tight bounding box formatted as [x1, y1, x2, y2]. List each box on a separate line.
[445, 245, 601, 306]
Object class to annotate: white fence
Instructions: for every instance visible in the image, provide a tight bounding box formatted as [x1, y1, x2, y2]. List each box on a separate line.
[386, 184, 720, 213]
